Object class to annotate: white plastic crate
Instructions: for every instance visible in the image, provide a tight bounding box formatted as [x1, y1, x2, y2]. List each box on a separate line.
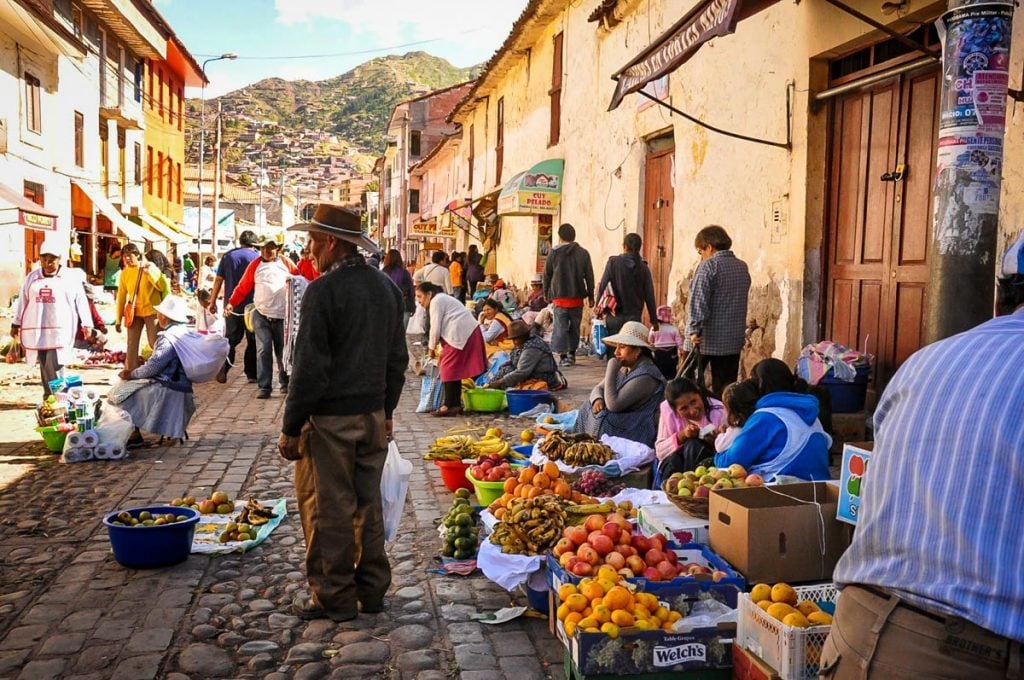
[736, 583, 839, 680]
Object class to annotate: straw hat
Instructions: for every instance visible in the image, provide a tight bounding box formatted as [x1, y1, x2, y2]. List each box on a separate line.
[602, 321, 652, 350]
[153, 296, 191, 323]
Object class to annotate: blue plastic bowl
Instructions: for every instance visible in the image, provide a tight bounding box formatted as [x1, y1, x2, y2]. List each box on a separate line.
[103, 505, 200, 569]
[525, 583, 550, 614]
[505, 389, 552, 416]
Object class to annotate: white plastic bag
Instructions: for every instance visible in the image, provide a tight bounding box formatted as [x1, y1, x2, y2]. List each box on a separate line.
[164, 326, 229, 383]
[380, 440, 413, 543]
[406, 302, 427, 335]
[94, 403, 134, 451]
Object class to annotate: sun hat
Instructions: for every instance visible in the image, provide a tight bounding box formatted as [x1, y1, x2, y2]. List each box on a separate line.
[656, 305, 673, 323]
[602, 320, 653, 350]
[260, 237, 280, 249]
[1002, 232, 1024, 277]
[153, 296, 191, 323]
[530, 275, 543, 285]
[507, 320, 532, 341]
[288, 203, 379, 254]
[39, 238, 65, 257]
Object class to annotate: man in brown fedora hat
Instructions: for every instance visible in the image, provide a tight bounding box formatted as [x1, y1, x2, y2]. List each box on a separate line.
[278, 204, 408, 622]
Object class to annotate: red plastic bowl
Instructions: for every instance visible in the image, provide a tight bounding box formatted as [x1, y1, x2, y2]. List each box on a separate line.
[434, 459, 474, 491]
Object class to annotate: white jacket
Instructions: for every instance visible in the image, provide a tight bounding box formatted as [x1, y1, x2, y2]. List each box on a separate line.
[428, 294, 478, 351]
[414, 263, 453, 294]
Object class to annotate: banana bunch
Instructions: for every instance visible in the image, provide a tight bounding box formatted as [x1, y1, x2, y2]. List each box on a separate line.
[562, 441, 615, 467]
[423, 435, 475, 461]
[489, 495, 566, 555]
[471, 435, 512, 457]
[236, 497, 277, 526]
[537, 431, 595, 461]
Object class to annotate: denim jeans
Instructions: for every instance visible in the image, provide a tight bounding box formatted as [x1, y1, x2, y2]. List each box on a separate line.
[551, 305, 583, 355]
[252, 309, 287, 391]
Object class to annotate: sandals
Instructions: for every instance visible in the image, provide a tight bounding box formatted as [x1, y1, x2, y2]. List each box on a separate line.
[432, 407, 463, 418]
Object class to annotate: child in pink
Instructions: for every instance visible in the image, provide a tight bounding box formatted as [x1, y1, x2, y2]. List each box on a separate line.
[650, 305, 683, 380]
[655, 378, 726, 480]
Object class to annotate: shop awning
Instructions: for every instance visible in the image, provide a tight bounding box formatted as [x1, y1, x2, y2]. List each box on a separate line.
[497, 159, 564, 216]
[0, 182, 57, 231]
[139, 213, 190, 245]
[71, 180, 154, 245]
[608, 0, 776, 110]
[152, 212, 196, 239]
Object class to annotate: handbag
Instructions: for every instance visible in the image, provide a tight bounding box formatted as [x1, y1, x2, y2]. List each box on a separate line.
[123, 265, 144, 327]
[591, 319, 608, 359]
[677, 345, 703, 385]
[416, 360, 444, 413]
[5, 337, 22, 364]
[594, 281, 618, 318]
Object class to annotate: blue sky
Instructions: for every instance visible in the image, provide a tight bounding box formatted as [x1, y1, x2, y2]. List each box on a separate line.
[154, 0, 529, 97]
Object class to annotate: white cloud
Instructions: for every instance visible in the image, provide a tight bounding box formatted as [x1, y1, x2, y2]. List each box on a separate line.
[273, 0, 528, 65]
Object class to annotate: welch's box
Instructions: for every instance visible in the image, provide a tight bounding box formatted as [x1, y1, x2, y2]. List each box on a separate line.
[837, 442, 873, 525]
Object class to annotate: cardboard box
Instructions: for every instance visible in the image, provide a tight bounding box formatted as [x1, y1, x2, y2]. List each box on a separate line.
[837, 442, 873, 525]
[708, 483, 850, 584]
[637, 503, 711, 545]
[731, 645, 782, 680]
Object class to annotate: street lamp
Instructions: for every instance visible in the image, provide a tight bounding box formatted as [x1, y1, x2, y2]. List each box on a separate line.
[197, 52, 237, 267]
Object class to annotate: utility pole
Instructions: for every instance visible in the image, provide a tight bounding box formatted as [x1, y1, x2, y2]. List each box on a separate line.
[926, 0, 1015, 341]
[196, 53, 236, 269]
[212, 100, 222, 258]
[279, 169, 286, 241]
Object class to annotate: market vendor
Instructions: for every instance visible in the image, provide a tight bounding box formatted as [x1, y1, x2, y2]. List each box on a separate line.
[109, 296, 195, 448]
[713, 358, 830, 481]
[575, 321, 665, 446]
[654, 377, 726, 479]
[418, 282, 486, 417]
[486, 321, 565, 391]
[11, 238, 93, 398]
[479, 298, 515, 357]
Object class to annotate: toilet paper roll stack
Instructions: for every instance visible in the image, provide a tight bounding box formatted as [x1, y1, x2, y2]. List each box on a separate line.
[62, 447, 94, 463]
[94, 443, 127, 460]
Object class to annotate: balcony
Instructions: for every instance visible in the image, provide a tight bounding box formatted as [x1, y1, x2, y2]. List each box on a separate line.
[77, 0, 164, 59]
[99, 69, 143, 129]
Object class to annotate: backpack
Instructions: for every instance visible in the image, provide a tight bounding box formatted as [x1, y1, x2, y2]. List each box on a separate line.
[163, 326, 229, 383]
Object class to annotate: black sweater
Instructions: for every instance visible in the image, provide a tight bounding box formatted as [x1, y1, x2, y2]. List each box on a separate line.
[282, 264, 408, 436]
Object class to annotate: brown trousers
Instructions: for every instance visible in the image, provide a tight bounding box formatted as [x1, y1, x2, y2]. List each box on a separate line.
[821, 585, 1022, 679]
[295, 412, 391, 616]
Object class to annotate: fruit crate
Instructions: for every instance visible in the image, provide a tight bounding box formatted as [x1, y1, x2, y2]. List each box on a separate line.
[563, 651, 732, 680]
[736, 583, 839, 680]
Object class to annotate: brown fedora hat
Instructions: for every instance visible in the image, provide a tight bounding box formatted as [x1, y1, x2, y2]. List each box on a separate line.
[288, 204, 380, 254]
[507, 320, 532, 341]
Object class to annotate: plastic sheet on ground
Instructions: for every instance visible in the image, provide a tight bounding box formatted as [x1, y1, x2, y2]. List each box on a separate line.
[534, 410, 578, 431]
[529, 433, 654, 477]
[190, 498, 287, 555]
[477, 537, 545, 590]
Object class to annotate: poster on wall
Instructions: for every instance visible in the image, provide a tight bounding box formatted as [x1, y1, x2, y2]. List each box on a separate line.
[536, 216, 553, 274]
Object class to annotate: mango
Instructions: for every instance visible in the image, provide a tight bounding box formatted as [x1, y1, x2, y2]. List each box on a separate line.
[783, 612, 810, 628]
[796, 600, 821, 617]
[766, 602, 797, 621]
[750, 583, 772, 603]
[771, 583, 798, 605]
[807, 611, 833, 626]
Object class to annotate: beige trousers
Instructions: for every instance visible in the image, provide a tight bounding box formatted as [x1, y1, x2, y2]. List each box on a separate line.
[295, 411, 391, 616]
[125, 314, 158, 372]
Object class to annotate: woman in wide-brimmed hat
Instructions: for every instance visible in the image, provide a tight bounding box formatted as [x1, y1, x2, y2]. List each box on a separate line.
[486, 320, 566, 391]
[575, 320, 666, 446]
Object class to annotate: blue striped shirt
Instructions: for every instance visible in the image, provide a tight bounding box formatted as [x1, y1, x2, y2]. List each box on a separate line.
[834, 308, 1024, 642]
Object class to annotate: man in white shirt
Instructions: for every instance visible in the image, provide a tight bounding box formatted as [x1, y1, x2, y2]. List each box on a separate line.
[413, 251, 453, 294]
[226, 238, 297, 398]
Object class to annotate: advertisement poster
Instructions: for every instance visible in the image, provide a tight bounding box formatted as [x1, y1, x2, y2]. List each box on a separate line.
[536, 216, 553, 273]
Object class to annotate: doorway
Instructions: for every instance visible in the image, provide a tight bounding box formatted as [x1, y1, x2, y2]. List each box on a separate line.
[643, 135, 674, 306]
[824, 65, 939, 387]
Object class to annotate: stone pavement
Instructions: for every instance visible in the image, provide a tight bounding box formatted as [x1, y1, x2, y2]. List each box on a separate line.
[0, 345, 610, 680]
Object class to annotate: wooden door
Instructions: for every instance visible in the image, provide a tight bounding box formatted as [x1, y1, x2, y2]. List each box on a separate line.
[23, 183, 46, 272]
[643, 146, 674, 306]
[825, 67, 939, 386]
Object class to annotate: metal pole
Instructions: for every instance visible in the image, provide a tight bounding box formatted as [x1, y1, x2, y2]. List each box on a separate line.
[212, 100, 222, 259]
[926, 0, 1015, 342]
[198, 78, 206, 270]
[258, 151, 264, 234]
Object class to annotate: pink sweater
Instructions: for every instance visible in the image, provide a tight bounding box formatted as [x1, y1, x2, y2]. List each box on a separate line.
[655, 398, 726, 461]
[650, 323, 683, 349]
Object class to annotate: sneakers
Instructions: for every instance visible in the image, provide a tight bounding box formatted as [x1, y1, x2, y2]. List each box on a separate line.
[559, 354, 576, 367]
[256, 389, 271, 399]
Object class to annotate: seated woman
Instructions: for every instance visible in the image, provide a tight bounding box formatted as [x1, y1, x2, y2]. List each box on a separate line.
[486, 321, 565, 391]
[575, 321, 666, 447]
[479, 298, 515, 357]
[655, 378, 727, 479]
[110, 296, 195, 447]
[714, 358, 832, 481]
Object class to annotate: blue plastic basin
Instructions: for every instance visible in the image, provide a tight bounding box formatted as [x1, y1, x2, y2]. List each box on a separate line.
[820, 364, 870, 413]
[505, 389, 553, 416]
[103, 505, 200, 569]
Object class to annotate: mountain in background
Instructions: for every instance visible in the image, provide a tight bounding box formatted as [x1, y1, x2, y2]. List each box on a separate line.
[189, 52, 477, 169]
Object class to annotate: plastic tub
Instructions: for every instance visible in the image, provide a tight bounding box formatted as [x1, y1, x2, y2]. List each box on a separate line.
[36, 426, 69, 452]
[465, 467, 508, 506]
[820, 364, 870, 413]
[505, 389, 552, 416]
[434, 459, 474, 492]
[103, 505, 200, 569]
[463, 388, 506, 412]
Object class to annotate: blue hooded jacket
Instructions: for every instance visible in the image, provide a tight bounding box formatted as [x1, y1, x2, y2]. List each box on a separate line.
[714, 392, 830, 481]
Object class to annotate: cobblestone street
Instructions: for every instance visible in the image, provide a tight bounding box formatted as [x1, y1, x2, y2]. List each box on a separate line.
[0, 347, 608, 680]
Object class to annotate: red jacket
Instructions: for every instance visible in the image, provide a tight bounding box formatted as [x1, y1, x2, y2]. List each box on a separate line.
[229, 255, 298, 308]
[297, 259, 319, 282]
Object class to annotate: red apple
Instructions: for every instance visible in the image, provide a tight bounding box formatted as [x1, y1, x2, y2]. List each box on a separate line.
[711, 570, 728, 582]
[665, 550, 678, 566]
[584, 514, 606, 532]
[604, 551, 626, 570]
[626, 555, 646, 575]
[590, 535, 614, 557]
[606, 512, 630, 529]
[645, 549, 666, 566]
[631, 534, 650, 552]
[553, 538, 574, 557]
[617, 529, 632, 546]
[642, 566, 661, 581]
[588, 530, 605, 545]
[562, 554, 577, 569]
[567, 526, 588, 546]
[647, 534, 666, 552]
[571, 561, 593, 577]
[694, 485, 711, 499]
[687, 564, 709, 575]
[469, 465, 483, 480]
[480, 460, 493, 472]
[618, 545, 636, 558]
[745, 473, 764, 487]
[577, 544, 600, 565]
[656, 561, 677, 580]
[601, 522, 622, 542]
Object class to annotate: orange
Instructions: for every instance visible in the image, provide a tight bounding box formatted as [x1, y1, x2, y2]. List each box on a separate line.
[556, 603, 571, 621]
[597, 578, 618, 594]
[596, 565, 619, 582]
[653, 606, 670, 622]
[667, 611, 683, 623]
[518, 467, 536, 484]
[632, 605, 652, 621]
[563, 619, 578, 637]
[493, 508, 506, 520]
[661, 621, 676, 631]
[634, 619, 656, 630]
[503, 478, 517, 494]
[592, 604, 612, 624]
[564, 612, 583, 627]
[528, 487, 544, 499]
[554, 481, 572, 499]
[564, 594, 588, 613]
[533, 473, 551, 489]
[543, 461, 560, 479]
[600, 622, 620, 639]
[636, 593, 659, 611]
[604, 586, 633, 611]
[558, 583, 578, 601]
[611, 610, 635, 627]
[580, 581, 605, 600]
[578, 616, 599, 629]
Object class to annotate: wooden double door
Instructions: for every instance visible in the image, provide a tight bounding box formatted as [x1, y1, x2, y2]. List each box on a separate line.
[825, 66, 939, 387]
[643, 144, 675, 307]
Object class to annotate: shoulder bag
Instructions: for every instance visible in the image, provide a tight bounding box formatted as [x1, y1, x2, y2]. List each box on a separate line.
[123, 266, 144, 327]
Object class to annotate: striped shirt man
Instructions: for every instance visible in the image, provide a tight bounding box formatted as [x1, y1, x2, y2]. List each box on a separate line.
[834, 308, 1024, 642]
[684, 250, 750, 355]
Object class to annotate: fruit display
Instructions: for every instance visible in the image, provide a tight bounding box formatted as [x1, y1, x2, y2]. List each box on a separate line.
[486, 462, 597, 519]
[555, 565, 686, 638]
[442, 489, 479, 559]
[572, 470, 625, 497]
[424, 428, 528, 462]
[234, 497, 278, 526]
[111, 510, 190, 527]
[554, 514, 731, 582]
[218, 522, 256, 543]
[537, 431, 596, 461]
[663, 463, 764, 500]
[468, 454, 517, 482]
[489, 495, 567, 555]
[750, 582, 833, 628]
[563, 440, 615, 466]
[170, 490, 236, 516]
[82, 350, 127, 366]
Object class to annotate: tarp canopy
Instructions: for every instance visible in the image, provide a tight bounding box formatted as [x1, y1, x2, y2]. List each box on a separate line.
[497, 159, 564, 216]
[0, 182, 57, 230]
[71, 180, 154, 245]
